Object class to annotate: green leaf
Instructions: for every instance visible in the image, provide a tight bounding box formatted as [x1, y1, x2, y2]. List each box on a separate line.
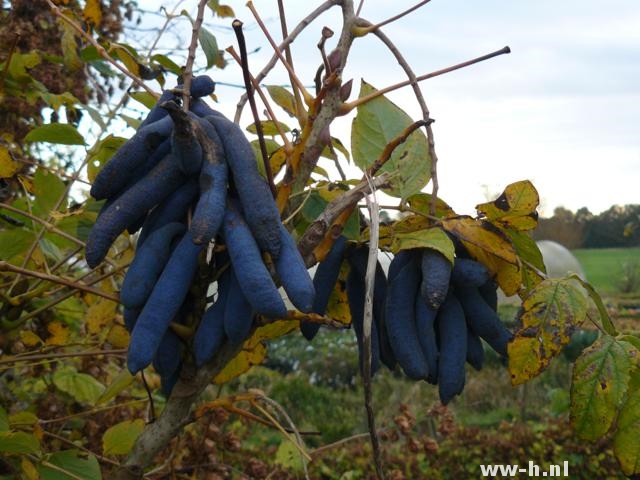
[59, 20, 83, 71]
[6, 51, 41, 82]
[570, 335, 631, 441]
[569, 275, 617, 336]
[33, 167, 67, 217]
[391, 226, 454, 264]
[9, 412, 39, 427]
[0, 432, 40, 454]
[86, 135, 127, 183]
[96, 369, 135, 405]
[0, 228, 35, 261]
[275, 439, 305, 472]
[53, 367, 105, 405]
[0, 407, 8, 432]
[25, 124, 85, 145]
[613, 368, 640, 476]
[504, 229, 545, 293]
[406, 193, 456, 219]
[508, 277, 591, 385]
[266, 85, 297, 118]
[198, 26, 219, 69]
[119, 114, 141, 130]
[150, 54, 182, 76]
[38, 450, 101, 480]
[102, 419, 144, 456]
[246, 120, 290, 136]
[351, 80, 430, 199]
[130, 91, 156, 110]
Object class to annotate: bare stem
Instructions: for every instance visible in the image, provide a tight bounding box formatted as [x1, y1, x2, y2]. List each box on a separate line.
[0, 203, 85, 247]
[233, 0, 339, 122]
[231, 20, 276, 197]
[181, 0, 209, 111]
[246, 1, 312, 104]
[342, 46, 511, 112]
[0, 261, 119, 302]
[356, 0, 432, 35]
[363, 180, 384, 479]
[277, 0, 307, 124]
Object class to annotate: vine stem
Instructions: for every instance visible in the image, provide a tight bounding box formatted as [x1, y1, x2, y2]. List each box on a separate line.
[357, 0, 432, 34]
[363, 177, 385, 479]
[181, 0, 209, 111]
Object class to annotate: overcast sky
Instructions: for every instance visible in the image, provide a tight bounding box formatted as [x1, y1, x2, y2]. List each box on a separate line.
[134, 0, 640, 216]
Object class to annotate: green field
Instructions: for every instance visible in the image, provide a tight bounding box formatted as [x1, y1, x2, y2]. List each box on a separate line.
[572, 247, 640, 294]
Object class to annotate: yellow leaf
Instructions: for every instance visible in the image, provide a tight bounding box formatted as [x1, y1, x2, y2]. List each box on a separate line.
[246, 320, 299, 349]
[86, 297, 117, 334]
[476, 180, 539, 231]
[406, 193, 456, 219]
[508, 278, 591, 385]
[391, 226, 455, 264]
[442, 216, 521, 296]
[110, 44, 140, 77]
[45, 321, 70, 346]
[20, 331, 43, 347]
[107, 324, 130, 348]
[21, 457, 39, 480]
[0, 146, 20, 179]
[214, 342, 267, 384]
[83, 0, 102, 26]
[325, 262, 352, 326]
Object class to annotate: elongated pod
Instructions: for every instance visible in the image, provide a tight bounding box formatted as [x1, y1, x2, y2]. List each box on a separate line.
[302, 236, 347, 340]
[189, 117, 228, 245]
[388, 249, 417, 281]
[127, 232, 204, 373]
[86, 153, 186, 268]
[138, 178, 198, 245]
[456, 285, 512, 357]
[190, 99, 223, 119]
[162, 101, 203, 176]
[436, 293, 467, 404]
[123, 307, 140, 332]
[466, 327, 485, 371]
[207, 114, 281, 259]
[224, 271, 255, 345]
[120, 222, 186, 309]
[193, 268, 231, 367]
[478, 279, 498, 312]
[153, 330, 182, 380]
[188, 75, 216, 98]
[451, 258, 490, 287]
[420, 248, 452, 310]
[275, 223, 315, 313]
[385, 260, 429, 380]
[415, 295, 439, 384]
[348, 247, 396, 371]
[91, 115, 173, 200]
[346, 261, 381, 376]
[223, 201, 287, 318]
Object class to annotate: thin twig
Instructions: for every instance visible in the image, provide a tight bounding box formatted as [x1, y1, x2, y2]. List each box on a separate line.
[277, 0, 306, 124]
[233, 0, 339, 122]
[0, 203, 85, 246]
[181, 0, 209, 111]
[342, 46, 511, 112]
[44, 0, 157, 98]
[226, 47, 293, 152]
[363, 176, 384, 479]
[366, 26, 440, 215]
[42, 430, 121, 467]
[0, 261, 119, 302]
[39, 400, 148, 425]
[355, 0, 432, 35]
[246, 1, 312, 104]
[232, 20, 276, 198]
[0, 348, 126, 366]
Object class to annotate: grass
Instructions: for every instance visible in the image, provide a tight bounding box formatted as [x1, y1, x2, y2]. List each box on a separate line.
[572, 247, 640, 294]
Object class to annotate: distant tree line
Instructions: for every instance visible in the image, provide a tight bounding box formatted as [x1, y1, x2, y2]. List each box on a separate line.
[533, 204, 640, 249]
